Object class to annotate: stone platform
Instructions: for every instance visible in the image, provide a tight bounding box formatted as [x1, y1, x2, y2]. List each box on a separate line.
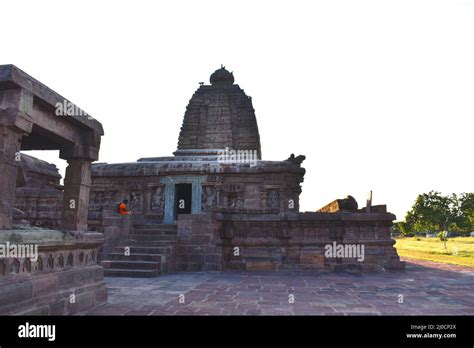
[84, 259, 474, 316]
[0, 228, 107, 315]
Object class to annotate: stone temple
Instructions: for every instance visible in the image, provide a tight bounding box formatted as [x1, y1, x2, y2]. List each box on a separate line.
[0, 65, 404, 315]
[88, 66, 405, 275]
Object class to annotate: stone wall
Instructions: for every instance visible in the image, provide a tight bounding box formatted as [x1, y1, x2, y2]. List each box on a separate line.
[225, 213, 403, 272]
[88, 174, 165, 231]
[89, 160, 305, 231]
[88, 161, 404, 274]
[15, 188, 62, 229]
[205, 169, 304, 213]
[0, 229, 107, 314]
[176, 213, 222, 271]
[177, 210, 405, 273]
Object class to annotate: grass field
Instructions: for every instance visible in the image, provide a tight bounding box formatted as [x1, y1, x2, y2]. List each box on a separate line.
[394, 236, 474, 268]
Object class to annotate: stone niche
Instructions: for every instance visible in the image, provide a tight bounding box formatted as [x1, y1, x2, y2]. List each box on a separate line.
[0, 64, 107, 314]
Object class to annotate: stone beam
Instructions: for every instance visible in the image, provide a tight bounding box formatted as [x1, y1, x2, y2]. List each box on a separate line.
[0, 65, 103, 137]
[60, 143, 99, 162]
[28, 106, 90, 148]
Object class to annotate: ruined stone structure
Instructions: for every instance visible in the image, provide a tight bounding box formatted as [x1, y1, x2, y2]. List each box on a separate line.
[14, 154, 63, 229]
[0, 65, 106, 314]
[91, 66, 405, 276]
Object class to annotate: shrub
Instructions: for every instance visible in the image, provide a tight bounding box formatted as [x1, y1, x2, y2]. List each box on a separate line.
[438, 231, 448, 241]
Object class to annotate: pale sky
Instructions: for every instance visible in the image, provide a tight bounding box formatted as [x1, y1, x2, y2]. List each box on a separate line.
[2, 0, 473, 221]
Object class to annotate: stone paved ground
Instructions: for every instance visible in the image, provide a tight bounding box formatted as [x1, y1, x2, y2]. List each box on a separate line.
[84, 259, 474, 315]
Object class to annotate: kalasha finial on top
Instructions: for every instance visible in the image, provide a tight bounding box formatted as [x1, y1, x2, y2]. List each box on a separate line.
[210, 65, 234, 85]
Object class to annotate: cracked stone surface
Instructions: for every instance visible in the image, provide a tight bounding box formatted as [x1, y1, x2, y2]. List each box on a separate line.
[83, 259, 474, 316]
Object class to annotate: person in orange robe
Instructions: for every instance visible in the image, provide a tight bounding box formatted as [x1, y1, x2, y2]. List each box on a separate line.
[118, 199, 131, 215]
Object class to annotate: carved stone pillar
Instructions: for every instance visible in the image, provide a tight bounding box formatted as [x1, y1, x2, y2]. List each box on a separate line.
[0, 125, 23, 228]
[0, 88, 34, 229]
[60, 158, 92, 231]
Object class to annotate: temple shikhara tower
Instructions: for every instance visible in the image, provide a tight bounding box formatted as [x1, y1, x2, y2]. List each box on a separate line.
[89, 66, 405, 276]
[177, 66, 262, 159]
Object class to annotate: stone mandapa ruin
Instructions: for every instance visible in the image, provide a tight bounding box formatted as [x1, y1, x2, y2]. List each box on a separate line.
[0, 65, 106, 314]
[0, 64, 404, 313]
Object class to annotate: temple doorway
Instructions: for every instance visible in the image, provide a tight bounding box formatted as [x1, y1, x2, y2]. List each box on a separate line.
[174, 183, 192, 218]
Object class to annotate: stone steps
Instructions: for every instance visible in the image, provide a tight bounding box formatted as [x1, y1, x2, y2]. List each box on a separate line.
[113, 246, 173, 255]
[103, 268, 160, 277]
[129, 239, 176, 246]
[125, 240, 175, 247]
[225, 255, 282, 271]
[106, 252, 164, 262]
[132, 224, 177, 229]
[133, 224, 177, 232]
[128, 234, 177, 241]
[129, 230, 177, 235]
[102, 260, 162, 271]
[102, 223, 177, 278]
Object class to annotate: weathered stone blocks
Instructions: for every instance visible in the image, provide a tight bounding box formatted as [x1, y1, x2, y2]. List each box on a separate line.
[0, 230, 107, 315]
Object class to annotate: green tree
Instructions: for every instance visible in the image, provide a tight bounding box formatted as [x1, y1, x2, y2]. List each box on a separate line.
[399, 211, 416, 236]
[401, 191, 474, 235]
[459, 192, 474, 232]
[409, 191, 453, 232]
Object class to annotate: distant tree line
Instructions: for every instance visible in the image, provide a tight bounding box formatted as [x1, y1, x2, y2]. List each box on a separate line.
[393, 191, 474, 236]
